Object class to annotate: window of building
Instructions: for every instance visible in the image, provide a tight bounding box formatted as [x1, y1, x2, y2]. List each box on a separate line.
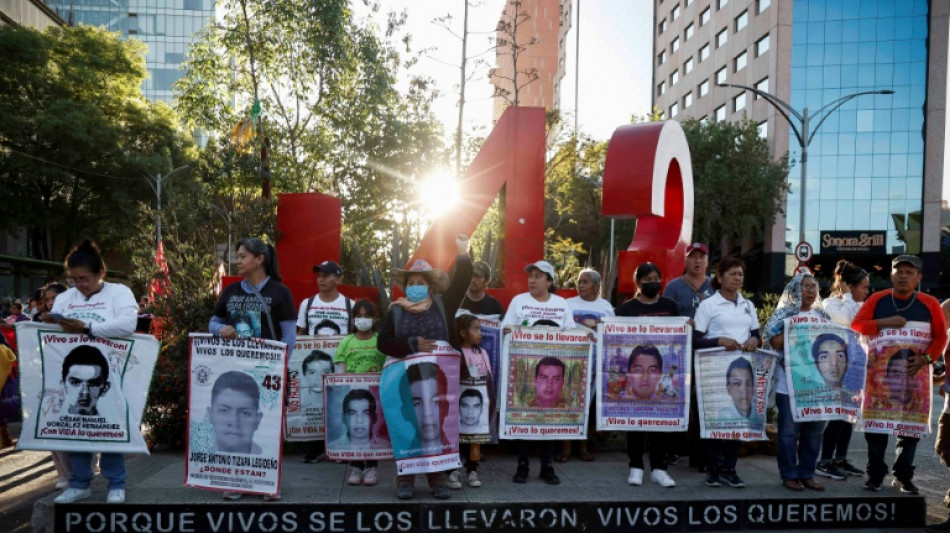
[671, 36, 680, 53]
[684, 92, 693, 108]
[717, 28, 728, 48]
[716, 66, 727, 84]
[685, 0, 693, 6]
[671, 69, 680, 85]
[685, 23, 694, 41]
[672, 4, 681, 21]
[700, 7, 711, 26]
[699, 79, 710, 97]
[757, 0, 771, 13]
[734, 92, 746, 112]
[699, 43, 710, 62]
[735, 50, 747, 72]
[128, 13, 139, 34]
[755, 77, 769, 96]
[756, 34, 770, 56]
[715, 105, 726, 121]
[757, 120, 768, 138]
[718, 0, 728, 9]
[684, 57, 694, 74]
[183, 0, 202, 9]
[670, 102, 679, 118]
[658, 50, 666, 66]
[659, 18, 667, 34]
[657, 81, 666, 96]
[735, 11, 748, 32]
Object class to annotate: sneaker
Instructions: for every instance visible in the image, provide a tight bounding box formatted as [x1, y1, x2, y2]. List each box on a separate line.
[665, 454, 681, 466]
[396, 485, 414, 500]
[651, 469, 676, 488]
[446, 470, 462, 490]
[222, 492, 243, 501]
[927, 516, 950, 532]
[835, 458, 864, 477]
[892, 478, 919, 495]
[303, 453, 326, 464]
[864, 479, 883, 491]
[347, 466, 363, 486]
[106, 489, 125, 504]
[362, 467, 378, 486]
[815, 461, 846, 480]
[263, 492, 281, 501]
[627, 468, 644, 486]
[54, 488, 91, 504]
[55, 478, 70, 490]
[512, 466, 529, 484]
[431, 484, 451, 499]
[720, 469, 745, 488]
[705, 470, 722, 488]
[467, 471, 482, 488]
[539, 465, 560, 485]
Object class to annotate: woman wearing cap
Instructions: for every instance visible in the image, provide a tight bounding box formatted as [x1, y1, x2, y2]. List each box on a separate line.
[501, 260, 576, 485]
[692, 257, 760, 490]
[209, 237, 296, 501]
[378, 234, 472, 500]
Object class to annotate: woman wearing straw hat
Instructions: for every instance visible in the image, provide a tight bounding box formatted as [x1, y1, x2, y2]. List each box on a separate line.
[378, 234, 472, 500]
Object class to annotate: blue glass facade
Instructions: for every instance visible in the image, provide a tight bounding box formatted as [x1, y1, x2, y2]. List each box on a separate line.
[788, 0, 929, 255]
[46, 0, 214, 104]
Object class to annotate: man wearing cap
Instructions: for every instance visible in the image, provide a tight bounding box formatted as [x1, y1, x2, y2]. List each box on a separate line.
[296, 260, 353, 463]
[852, 254, 947, 494]
[663, 243, 714, 320]
[459, 261, 504, 316]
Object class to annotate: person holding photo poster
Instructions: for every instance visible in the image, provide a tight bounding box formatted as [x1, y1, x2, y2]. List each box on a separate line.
[614, 262, 682, 488]
[762, 274, 831, 492]
[693, 257, 760, 489]
[40, 240, 139, 505]
[852, 255, 947, 495]
[502, 260, 577, 486]
[458, 261, 504, 317]
[454, 313, 495, 488]
[208, 237, 295, 501]
[378, 234, 471, 500]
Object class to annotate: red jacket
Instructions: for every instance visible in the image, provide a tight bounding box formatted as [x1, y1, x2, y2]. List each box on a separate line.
[852, 289, 948, 361]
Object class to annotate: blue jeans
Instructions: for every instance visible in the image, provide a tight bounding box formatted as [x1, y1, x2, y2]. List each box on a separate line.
[776, 393, 825, 480]
[69, 452, 126, 490]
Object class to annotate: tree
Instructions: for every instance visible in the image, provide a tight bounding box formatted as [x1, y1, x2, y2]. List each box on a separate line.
[491, 0, 539, 108]
[0, 25, 195, 259]
[680, 118, 789, 250]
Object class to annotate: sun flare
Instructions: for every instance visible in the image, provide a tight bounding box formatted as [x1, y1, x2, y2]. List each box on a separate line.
[416, 170, 460, 223]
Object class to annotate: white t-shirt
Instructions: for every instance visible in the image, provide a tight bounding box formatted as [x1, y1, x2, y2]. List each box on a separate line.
[694, 291, 759, 344]
[51, 282, 138, 338]
[296, 293, 351, 335]
[502, 293, 577, 328]
[566, 296, 615, 329]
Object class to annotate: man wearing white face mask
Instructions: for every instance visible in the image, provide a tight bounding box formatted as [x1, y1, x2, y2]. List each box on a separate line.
[297, 261, 353, 336]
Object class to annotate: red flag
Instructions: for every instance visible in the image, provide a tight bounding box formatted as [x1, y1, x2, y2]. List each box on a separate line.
[147, 240, 170, 338]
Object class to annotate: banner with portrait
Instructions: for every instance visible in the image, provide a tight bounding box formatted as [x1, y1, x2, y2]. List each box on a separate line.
[324, 373, 393, 460]
[860, 322, 932, 437]
[696, 348, 777, 441]
[477, 315, 502, 394]
[459, 377, 493, 444]
[783, 316, 866, 422]
[284, 336, 342, 441]
[380, 344, 462, 475]
[14, 322, 159, 453]
[596, 317, 691, 432]
[499, 326, 592, 440]
[186, 334, 287, 497]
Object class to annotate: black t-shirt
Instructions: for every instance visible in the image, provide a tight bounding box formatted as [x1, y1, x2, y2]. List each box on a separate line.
[459, 293, 505, 317]
[213, 279, 296, 342]
[615, 297, 680, 318]
[870, 291, 933, 323]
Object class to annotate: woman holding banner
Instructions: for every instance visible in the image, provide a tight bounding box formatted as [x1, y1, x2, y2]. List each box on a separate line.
[763, 274, 829, 492]
[378, 234, 471, 500]
[693, 257, 760, 489]
[209, 237, 296, 500]
[46, 240, 138, 505]
[816, 260, 869, 479]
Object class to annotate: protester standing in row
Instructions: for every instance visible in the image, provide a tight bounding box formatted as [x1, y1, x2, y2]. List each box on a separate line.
[459, 261, 503, 316]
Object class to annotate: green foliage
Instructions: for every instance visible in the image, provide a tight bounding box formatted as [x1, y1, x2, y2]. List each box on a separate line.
[0, 24, 195, 259]
[680, 118, 789, 246]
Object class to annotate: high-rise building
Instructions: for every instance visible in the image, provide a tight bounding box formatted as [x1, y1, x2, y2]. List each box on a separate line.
[653, 0, 948, 291]
[45, 0, 215, 104]
[491, 0, 572, 121]
[0, 0, 66, 29]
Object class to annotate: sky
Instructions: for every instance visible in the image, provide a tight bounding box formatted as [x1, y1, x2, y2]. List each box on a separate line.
[356, 0, 655, 145]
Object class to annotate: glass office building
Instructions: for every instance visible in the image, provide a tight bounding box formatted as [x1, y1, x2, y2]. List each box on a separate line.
[46, 0, 215, 104]
[787, 0, 929, 256]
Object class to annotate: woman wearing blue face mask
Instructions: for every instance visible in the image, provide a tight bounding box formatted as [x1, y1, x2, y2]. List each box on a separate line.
[378, 234, 471, 500]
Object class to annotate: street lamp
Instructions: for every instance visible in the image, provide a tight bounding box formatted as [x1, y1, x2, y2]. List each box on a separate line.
[209, 204, 233, 275]
[143, 165, 190, 243]
[717, 83, 894, 247]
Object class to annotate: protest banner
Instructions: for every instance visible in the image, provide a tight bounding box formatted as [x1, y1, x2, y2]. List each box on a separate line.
[284, 336, 342, 441]
[15, 322, 159, 453]
[324, 373, 393, 460]
[783, 315, 866, 423]
[476, 315, 502, 393]
[499, 326, 592, 440]
[380, 344, 462, 475]
[696, 348, 777, 441]
[860, 321, 932, 437]
[596, 317, 691, 432]
[186, 334, 287, 496]
[459, 377, 492, 444]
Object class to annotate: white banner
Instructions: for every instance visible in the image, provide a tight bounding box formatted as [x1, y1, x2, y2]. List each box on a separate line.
[15, 322, 159, 454]
[186, 334, 287, 497]
[324, 373, 393, 461]
[696, 348, 777, 441]
[285, 336, 342, 441]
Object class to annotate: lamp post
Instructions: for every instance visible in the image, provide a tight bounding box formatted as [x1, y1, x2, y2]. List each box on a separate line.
[717, 84, 893, 247]
[210, 204, 233, 275]
[144, 165, 190, 243]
